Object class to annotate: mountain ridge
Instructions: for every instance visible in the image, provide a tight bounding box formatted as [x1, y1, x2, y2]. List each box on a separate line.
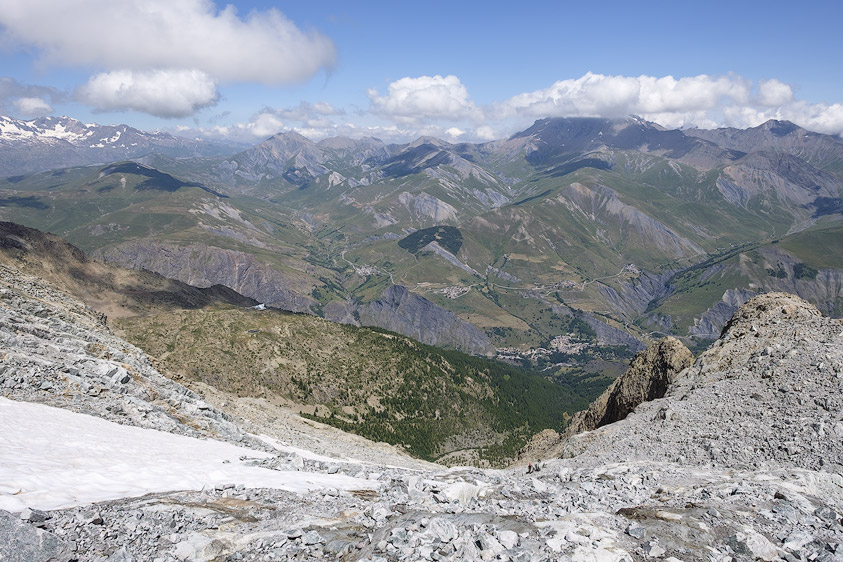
[0, 115, 244, 177]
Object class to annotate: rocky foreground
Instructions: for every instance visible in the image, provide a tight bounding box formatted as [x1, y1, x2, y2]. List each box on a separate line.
[2, 253, 843, 561]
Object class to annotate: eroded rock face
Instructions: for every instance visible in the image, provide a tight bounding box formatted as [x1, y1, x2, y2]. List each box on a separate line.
[94, 241, 316, 313]
[564, 336, 694, 436]
[356, 285, 493, 356]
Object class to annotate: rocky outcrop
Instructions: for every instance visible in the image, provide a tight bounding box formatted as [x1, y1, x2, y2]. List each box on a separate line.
[356, 285, 493, 356]
[564, 337, 694, 436]
[690, 287, 759, 340]
[582, 312, 646, 352]
[554, 293, 843, 474]
[93, 240, 315, 313]
[596, 270, 676, 318]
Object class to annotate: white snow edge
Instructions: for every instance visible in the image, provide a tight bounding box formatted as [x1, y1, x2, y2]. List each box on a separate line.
[0, 397, 376, 512]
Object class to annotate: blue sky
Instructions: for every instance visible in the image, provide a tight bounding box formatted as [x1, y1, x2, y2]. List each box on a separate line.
[1, 0, 842, 143]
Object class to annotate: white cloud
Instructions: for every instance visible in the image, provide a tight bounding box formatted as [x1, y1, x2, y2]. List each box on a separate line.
[0, 0, 336, 84]
[368, 75, 480, 124]
[0, 0, 335, 118]
[775, 101, 843, 136]
[78, 69, 218, 118]
[267, 101, 344, 122]
[475, 126, 498, 141]
[493, 72, 752, 120]
[188, 72, 843, 144]
[12, 96, 52, 116]
[246, 112, 285, 138]
[0, 77, 65, 115]
[757, 79, 794, 107]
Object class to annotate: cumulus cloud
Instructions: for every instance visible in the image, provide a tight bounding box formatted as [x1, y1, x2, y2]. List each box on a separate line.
[0, 0, 336, 118]
[78, 69, 219, 118]
[479, 72, 842, 136]
[353, 72, 839, 140]
[368, 75, 480, 124]
[0, 77, 65, 116]
[12, 96, 52, 116]
[183, 71, 843, 143]
[0, 0, 336, 84]
[245, 112, 286, 138]
[757, 79, 794, 107]
[492, 72, 752, 120]
[773, 101, 843, 136]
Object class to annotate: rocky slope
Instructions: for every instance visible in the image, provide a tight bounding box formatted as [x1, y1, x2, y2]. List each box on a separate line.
[2, 291, 843, 560]
[0, 221, 256, 320]
[93, 240, 317, 314]
[0, 260, 256, 446]
[354, 285, 493, 356]
[552, 293, 843, 474]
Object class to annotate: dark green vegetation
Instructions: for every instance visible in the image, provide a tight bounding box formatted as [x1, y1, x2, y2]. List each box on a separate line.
[116, 307, 587, 465]
[397, 226, 463, 255]
[100, 162, 226, 196]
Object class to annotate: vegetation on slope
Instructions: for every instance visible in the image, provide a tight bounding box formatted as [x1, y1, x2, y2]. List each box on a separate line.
[397, 225, 463, 255]
[116, 306, 590, 465]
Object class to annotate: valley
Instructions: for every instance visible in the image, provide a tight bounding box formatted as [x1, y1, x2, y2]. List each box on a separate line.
[2, 116, 841, 378]
[0, 221, 591, 466]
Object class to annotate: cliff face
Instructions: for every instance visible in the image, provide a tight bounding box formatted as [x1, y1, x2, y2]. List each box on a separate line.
[0, 222, 255, 320]
[356, 285, 494, 356]
[564, 336, 694, 436]
[93, 240, 316, 313]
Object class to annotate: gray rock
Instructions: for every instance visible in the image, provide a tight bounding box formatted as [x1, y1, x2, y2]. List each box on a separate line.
[105, 547, 137, 562]
[356, 285, 493, 355]
[301, 530, 324, 545]
[0, 510, 70, 562]
[19, 508, 48, 524]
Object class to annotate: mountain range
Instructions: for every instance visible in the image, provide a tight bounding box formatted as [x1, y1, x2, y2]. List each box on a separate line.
[1, 114, 841, 377]
[0, 115, 244, 178]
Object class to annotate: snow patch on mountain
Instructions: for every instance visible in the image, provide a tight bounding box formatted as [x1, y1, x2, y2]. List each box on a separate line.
[0, 398, 374, 512]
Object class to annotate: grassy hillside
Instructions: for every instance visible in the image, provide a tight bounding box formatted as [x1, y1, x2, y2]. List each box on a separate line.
[115, 306, 593, 465]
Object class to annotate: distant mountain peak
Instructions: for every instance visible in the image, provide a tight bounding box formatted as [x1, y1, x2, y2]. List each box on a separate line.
[266, 130, 314, 144]
[407, 135, 453, 150]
